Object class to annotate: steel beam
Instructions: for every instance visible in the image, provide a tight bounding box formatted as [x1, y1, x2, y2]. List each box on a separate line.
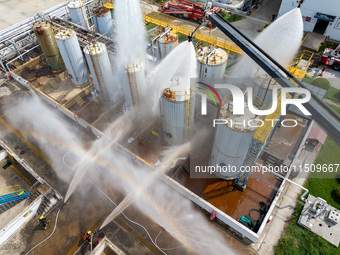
[209, 13, 340, 145]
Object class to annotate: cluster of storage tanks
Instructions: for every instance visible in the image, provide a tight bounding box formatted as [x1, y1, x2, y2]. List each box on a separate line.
[159, 40, 267, 181]
[33, 0, 263, 181]
[33, 2, 115, 100]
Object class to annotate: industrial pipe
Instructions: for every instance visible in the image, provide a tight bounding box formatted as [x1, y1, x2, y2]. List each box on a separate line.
[255, 162, 309, 203]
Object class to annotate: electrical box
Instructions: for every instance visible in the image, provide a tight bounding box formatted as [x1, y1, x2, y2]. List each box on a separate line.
[326, 210, 339, 225]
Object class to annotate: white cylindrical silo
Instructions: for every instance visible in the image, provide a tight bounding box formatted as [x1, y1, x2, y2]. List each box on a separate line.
[55, 29, 89, 86]
[197, 46, 228, 80]
[68, 0, 90, 30]
[157, 33, 178, 59]
[93, 7, 114, 39]
[84, 42, 113, 101]
[122, 59, 146, 108]
[160, 80, 193, 145]
[209, 95, 263, 180]
[252, 68, 282, 109]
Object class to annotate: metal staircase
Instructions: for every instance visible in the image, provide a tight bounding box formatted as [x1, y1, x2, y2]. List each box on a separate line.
[126, 62, 141, 106]
[89, 44, 106, 95]
[183, 90, 192, 142]
[289, 50, 315, 81]
[234, 139, 263, 189]
[0, 185, 30, 206]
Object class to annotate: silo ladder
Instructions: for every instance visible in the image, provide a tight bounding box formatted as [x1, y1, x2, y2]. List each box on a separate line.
[89, 45, 105, 95]
[183, 90, 191, 141]
[234, 139, 263, 190]
[127, 64, 140, 106]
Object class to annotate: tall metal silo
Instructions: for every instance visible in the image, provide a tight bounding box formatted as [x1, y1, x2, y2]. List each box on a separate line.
[209, 94, 263, 180]
[93, 7, 114, 39]
[160, 80, 193, 145]
[252, 68, 281, 109]
[55, 29, 89, 86]
[33, 21, 65, 72]
[68, 0, 90, 30]
[197, 46, 228, 80]
[157, 33, 178, 59]
[84, 42, 113, 101]
[122, 59, 146, 108]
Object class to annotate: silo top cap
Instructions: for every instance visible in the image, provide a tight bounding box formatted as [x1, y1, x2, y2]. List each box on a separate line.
[84, 42, 106, 55]
[196, 46, 228, 66]
[93, 6, 110, 17]
[55, 29, 75, 40]
[68, 0, 83, 9]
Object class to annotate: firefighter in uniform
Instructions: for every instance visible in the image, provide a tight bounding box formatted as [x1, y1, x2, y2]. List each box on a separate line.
[38, 215, 50, 230]
[84, 231, 92, 245]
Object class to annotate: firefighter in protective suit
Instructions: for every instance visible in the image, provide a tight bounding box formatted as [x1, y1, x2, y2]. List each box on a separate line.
[84, 231, 92, 244]
[38, 215, 50, 230]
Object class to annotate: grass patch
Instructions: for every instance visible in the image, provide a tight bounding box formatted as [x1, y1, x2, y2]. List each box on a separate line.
[220, 10, 244, 22]
[312, 77, 331, 90]
[306, 136, 340, 209]
[146, 23, 157, 31]
[274, 137, 340, 254]
[302, 75, 314, 84]
[325, 86, 340, 103]
[177, 33, 198, 44]
[318, 41, 338, 53]
[327, 103, 340, 115]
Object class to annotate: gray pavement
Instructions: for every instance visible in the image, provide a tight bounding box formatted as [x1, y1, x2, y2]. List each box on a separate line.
[0, 0, 64, 30]
[307, 66, 340, 90]
[252, 121, 321, 255]
[233, 0, 282, 39]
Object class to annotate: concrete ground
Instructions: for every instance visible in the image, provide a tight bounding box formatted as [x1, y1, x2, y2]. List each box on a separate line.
[0, 76, 258, 254]
[307, 66, 340, 90]
[0, 0, 65, 30]
[252, 121, 320, 255]
[233, 0, 282, 39]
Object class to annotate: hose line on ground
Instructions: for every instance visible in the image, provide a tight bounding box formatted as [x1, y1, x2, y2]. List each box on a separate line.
[25, 207, 62, 255]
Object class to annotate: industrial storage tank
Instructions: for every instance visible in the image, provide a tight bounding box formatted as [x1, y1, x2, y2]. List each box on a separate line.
[55, 29, 89, 86]
[93, 7, 114, 39]
[252, 68, 281, 109]
[68, 0, 90, 30]
[197, 46, 228, 80]
[157, 33, 178, 59]
[160, 80, 193, 145]
[33, 21, 65, 72]
[122, 59, 146, 108]
[84, 42, 113, 100]
[209, 94, 264, 180]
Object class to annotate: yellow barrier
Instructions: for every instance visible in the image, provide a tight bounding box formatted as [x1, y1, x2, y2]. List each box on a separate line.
[0, 185, 23, 196]
[144, 11, 243, 54]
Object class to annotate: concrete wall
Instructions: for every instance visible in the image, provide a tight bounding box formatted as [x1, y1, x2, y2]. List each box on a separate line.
[278, 0, 340, 41]
[0, 197, 42, 246]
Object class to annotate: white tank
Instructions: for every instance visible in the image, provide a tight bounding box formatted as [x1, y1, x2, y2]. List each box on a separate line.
[93, 7, 114, 39]
[122, 59, 146, 108]
[160, 80, 193, 145]
[68, 0, 90, 30]
[157, 33, 178, 59]
[55, 29, 89, 86]
[252, 68, 281, 109]
[197, 46, 228, 80]
[84, 42, 113, 101]
[209, 95, 263, 180]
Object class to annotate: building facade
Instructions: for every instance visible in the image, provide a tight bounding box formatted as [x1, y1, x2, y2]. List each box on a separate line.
[278, 0, 340, 41]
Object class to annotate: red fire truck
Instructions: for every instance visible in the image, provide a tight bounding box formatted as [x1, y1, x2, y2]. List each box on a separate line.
[161, 0, 220, 24]
[321, 44, 340, 70]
